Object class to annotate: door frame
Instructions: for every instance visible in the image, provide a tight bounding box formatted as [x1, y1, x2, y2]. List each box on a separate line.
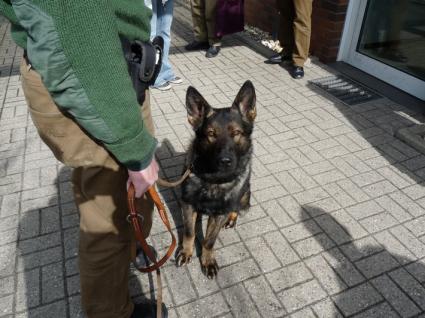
[337, 0, 425, 101]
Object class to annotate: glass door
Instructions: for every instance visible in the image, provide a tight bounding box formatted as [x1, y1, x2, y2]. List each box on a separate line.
[340, 0, 425, 100]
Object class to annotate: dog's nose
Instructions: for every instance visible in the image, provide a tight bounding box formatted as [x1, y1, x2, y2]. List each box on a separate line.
[220, 157, 232, 166]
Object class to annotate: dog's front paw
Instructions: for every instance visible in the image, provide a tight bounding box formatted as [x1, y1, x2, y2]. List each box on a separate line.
[176, 249, 192, 267]
[201, 256, 219, 279]
[224, 218, 237, 229]
[224, 212, 238, 229]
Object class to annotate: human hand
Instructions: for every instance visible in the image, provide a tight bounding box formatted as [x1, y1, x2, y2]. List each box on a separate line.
[127, 158, 159, 198]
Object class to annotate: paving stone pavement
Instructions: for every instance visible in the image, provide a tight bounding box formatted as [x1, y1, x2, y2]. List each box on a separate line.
[1, 3, 425, 318]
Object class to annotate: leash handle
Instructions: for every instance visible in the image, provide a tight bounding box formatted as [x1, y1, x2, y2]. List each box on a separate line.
[127, 183, 176, 272]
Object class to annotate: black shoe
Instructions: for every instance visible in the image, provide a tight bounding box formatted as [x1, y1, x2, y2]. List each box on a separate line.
[206, 46, 220, 58]
[185, 40, 209, 51]
[291, 66, 304, 79]
[131, 301, 168, 318]
[133, 243, 157, 269]
[265, 53, 292, 64]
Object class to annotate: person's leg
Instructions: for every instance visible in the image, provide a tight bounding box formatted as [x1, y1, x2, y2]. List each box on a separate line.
[185, 0, 210, 51]
[190, 0, 208, 43]
[149, 0, 157, 41]
[73, 164, 135, 318]
[20, 57, 155, 318]
[76, 94, 155, 318]
[266, 0, 294, 64]
[292, 0, 313, 67]
[277, 0, 295, 56]
[204, 0, 221, 47]
[153, 0, 177, 87]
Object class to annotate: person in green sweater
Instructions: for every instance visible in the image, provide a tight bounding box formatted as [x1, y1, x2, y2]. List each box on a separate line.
[0, 1, 167, 317]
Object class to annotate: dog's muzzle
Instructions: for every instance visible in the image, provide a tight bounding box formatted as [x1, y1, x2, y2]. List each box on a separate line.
[219, 156, 232, 167]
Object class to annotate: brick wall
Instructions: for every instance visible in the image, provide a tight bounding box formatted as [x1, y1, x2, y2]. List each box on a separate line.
[311, 0, 349, 63]
[245, 0, 350, 63]
[245, 0, 277, 34]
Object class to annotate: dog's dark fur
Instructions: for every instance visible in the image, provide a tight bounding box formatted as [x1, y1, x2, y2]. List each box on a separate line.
[176, 81, 256, 278]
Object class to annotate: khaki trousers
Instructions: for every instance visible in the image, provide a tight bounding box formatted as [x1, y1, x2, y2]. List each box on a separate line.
[190, 0, 221, 46]
[20, 58, 155, 318]
[277, 0, 313, 66]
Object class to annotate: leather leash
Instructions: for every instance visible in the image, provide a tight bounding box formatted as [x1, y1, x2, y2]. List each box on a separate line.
[127, 184, 177, 318]
[127, 167, 191, 317]
[156, 166, 191, 188]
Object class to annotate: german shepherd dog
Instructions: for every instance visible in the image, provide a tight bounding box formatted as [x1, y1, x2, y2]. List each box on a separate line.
[176, 81, 256, 278]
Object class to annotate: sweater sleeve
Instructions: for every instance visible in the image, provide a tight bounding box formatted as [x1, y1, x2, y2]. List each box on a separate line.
[51, 1, 156, 170]
[12, 0, 156, 170]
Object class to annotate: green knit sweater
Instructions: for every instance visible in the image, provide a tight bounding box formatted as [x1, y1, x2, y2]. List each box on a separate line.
[0, 0, 157, 171]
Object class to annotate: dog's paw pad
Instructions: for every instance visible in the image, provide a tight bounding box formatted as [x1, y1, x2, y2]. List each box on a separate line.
[202, 259, 219, 279]
[176, 251, 192, 267]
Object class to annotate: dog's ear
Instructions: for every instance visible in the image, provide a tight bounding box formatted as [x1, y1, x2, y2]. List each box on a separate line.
[186, 86, 211, 130]
[232, 80, 256, 122]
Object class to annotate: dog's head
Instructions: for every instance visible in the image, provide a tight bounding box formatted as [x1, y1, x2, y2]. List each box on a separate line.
[185, 80, 256, 180]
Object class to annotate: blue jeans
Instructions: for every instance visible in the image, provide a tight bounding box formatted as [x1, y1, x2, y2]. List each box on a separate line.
[150, 0, 176, 87]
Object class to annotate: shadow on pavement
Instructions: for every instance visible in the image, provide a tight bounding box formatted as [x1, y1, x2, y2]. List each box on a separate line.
[307, 81, 425, 187]
[300, 205, 425, 317]
[154, 138, 205, 258]
[17, 167, 154, 317]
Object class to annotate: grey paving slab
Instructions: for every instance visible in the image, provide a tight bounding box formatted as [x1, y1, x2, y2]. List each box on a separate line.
[278, 279, 327, 313]
[312, 298, 344, 318]
[332, 283, 383, 316]
[371, 274, 421, 317]
[1, 2, 425, 317]
[352, 302, 399, 318]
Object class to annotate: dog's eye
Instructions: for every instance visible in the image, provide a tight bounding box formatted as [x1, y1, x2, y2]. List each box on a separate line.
[232, 130, 242, 137]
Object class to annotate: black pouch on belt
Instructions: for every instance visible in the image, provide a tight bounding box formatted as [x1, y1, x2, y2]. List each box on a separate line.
[121, 36, 164, 104]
